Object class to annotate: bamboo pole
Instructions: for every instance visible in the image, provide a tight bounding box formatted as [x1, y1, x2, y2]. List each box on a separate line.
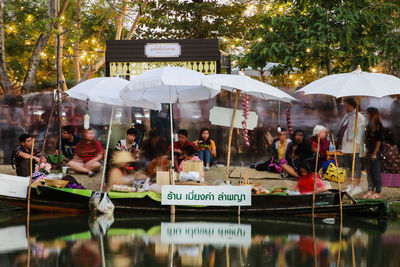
[26, 139, 35, 267]
[350, 96, 360, 192]
[331, 134, 343, 216]
[312, 217, 318, 267]
[41, 101, 56, 154]
[226, 89, 241, 182]
[331, 134, 343, 267]
[351, 236, 356, 267]
[100, 106, 115, 192]
[312, 136, 321, 218]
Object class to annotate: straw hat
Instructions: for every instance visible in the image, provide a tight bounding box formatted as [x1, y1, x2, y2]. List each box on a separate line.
[112, 151, 135, 165]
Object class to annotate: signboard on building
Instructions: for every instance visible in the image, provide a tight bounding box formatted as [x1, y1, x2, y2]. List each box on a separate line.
[144, 43, 181, 58]
[161, 185, 251, 206]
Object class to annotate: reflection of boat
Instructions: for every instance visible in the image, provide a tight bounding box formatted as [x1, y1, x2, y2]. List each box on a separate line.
[0, 184, 387, 217]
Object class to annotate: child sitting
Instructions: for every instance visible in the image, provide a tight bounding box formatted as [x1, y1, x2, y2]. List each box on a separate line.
[295, 159, 331, 194]
[178, 145, 201, 172]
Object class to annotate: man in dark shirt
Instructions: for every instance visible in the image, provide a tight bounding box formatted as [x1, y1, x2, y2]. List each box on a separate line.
[57, 126, 81, 162]
[15, 134, 43, 177]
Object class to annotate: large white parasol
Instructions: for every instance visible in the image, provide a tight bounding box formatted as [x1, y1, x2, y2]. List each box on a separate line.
[66, 77, 161, 191]
[209, 74, 296, 181]
[120, 67, 221, 184]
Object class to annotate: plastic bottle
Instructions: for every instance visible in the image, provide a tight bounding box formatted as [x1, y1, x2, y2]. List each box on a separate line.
[329, 142, 334, 152]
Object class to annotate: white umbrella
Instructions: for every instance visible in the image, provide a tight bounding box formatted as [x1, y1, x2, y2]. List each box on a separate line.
[299, 66, 400, 197]
[120, 67, 221, 184]
[298, 68, 400, 98]
[66, 77, 161, 191]
[66, 77, 161, 110]
[231, 63, 298, 77]
[209, 74, 296, 181]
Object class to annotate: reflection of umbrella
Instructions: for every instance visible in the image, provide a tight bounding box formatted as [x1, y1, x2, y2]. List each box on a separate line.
[299, 66, 400, 192]
[66, 77, 161, 191]
[209, 74, 296, 181]
[120, 67, 220, 184]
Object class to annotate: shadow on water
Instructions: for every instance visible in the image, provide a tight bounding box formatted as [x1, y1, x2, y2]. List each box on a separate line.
[0, 211, 399, 267]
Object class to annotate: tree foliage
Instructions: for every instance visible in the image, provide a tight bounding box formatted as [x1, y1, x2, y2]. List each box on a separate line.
[239, 0, 400, 81]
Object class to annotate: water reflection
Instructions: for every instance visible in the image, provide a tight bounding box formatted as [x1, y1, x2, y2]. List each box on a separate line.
[0, 213, 398, 266]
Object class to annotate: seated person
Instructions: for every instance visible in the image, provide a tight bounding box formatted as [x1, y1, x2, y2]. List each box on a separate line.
[107, 151, 135, 191]
[145, 151, 170, 178]
[115, 128, 139, 158]
[15, 134, 45, 177]
[56, 125, 81, 162]
[193, 127, 216, 170]
[381, 128, 400, 173]
[178, 145, 201, 172]
[140, 129, 168, 166]
[282, 129, 314, 178]
[295, 159, 331, 194]
[169, 129, 196, 166]
[67, 129, 103, 177]
[309, 125, 329, 165]
[253, 128, 292, 173]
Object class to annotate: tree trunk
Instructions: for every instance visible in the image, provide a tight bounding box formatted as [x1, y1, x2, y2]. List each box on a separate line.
[22, 0, 58, 93]
[55, 0, 69, 91]
[0, 2, 13, 95]
[73, 0, 81, 83]
[80, 0, 149, 81]
[115, 0, 128, 40]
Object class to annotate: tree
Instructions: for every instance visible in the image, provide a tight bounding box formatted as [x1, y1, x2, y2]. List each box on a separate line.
[239, 0, 400, 82]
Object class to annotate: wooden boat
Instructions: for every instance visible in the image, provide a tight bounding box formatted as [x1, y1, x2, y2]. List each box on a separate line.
[0, 184, 388, 217]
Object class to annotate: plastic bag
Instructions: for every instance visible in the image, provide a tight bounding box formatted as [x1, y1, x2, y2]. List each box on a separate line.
[323, 162, 346, 183]
[89, 192, 115, 214]
[97, 193, 115, 214]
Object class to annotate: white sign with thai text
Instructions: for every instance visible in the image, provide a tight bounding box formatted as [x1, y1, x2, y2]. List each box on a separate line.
[209, 106, 258, 130]
[161, 185, 251, 206]
[144, 43, 181, 58]
[161, 222, 251, 246]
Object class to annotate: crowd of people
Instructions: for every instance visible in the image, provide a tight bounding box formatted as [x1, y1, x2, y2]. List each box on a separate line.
[250, 98, 400, 199]
[11, 96, 400, 198]
[13, 125, 218, 189]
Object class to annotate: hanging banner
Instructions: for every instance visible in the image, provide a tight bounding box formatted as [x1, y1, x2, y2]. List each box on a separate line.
[161, 185, 251, 206]
[161, 222, 251, 246]
[144, 43, 181, 58]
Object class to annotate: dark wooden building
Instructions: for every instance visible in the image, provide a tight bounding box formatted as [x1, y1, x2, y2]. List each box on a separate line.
[105, 39, 230, 76]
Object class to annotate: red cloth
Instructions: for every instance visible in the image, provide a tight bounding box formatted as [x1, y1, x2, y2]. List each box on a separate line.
[74, 140, 103, 162]
[298, 236, 324, 256]
[309, 136, 329, 160]
[169, 140, 196, 152]
[296, 172, 325, 194]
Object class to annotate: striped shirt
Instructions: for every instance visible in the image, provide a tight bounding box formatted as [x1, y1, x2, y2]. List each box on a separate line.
[115, 139, 138, 152]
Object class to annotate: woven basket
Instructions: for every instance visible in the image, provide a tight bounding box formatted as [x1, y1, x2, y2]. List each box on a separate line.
[46, 179, 69, 188]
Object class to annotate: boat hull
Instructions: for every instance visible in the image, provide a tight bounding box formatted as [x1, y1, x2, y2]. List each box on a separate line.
[0, 187, 387, 217]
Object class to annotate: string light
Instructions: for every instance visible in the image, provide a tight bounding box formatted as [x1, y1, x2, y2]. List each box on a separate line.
[306, 48, 311, 53]
[269, 27, 273, 32]
[371, 68, 377, 72]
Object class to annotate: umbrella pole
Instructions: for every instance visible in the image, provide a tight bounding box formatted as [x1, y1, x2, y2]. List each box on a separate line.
[100, 106, 115, 192]
[312, 136, 321, 218]
[26, 139, 34, 267]
[226, 89, 241, 182]
[169, 87, 175, 215]
[351, 97, 360, 191]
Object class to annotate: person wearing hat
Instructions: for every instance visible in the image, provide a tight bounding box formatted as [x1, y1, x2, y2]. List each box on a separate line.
[107, 151, 136, 191]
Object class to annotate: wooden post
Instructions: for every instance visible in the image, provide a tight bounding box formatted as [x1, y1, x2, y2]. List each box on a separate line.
[351, 96, 360, 191]
[226, 89, 241, 182]
[312, 136, 321, 218]
[26, 139, 35, 267]
[331, 134, 343, 215]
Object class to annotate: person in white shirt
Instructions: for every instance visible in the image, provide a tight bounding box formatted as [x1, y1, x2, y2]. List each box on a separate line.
[336, 98, 367, 195]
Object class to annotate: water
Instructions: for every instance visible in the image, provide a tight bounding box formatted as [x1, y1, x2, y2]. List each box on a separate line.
[0, 212, 398, 267]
